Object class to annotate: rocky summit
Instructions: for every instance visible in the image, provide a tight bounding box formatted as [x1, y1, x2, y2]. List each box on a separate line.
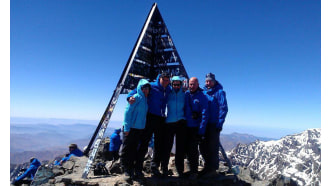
[10, 128, 320, 186]
[228, 128, 321, 186]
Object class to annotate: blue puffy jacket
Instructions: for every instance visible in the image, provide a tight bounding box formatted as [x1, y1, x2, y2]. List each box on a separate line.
[15, 158, 41, 182]
[203, 81, 228, 129]
[109, 129, 122, 151]
[127, 74, 171, 117]
[166, 85, 186, 123]
[123, 79, 150, 132]
[184, 88, 209, 135]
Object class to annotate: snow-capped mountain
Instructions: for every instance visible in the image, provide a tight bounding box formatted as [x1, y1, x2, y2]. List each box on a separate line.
[228, 128, 321, 186]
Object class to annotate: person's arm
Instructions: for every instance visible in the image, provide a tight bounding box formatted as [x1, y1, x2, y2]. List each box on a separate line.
[217, 90, 228, 131]
[184, 93, 192, 125]
[123, 94, 140, 135]
[15, 167, 32, 182]
[127, 89, 137, 104]
[198, 94, 209, 136]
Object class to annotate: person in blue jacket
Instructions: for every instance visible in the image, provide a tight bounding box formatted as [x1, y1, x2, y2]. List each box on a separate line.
[126, 72, 171, 178]
[108, 128, 122, 161]
[199, 73, 228, 178]
[121, 79, 150, 181]
[54, 143, 83, 166]
[163, 76, 187, 177]
[184, 77, 209, 179]
[12, 157, 41, 185]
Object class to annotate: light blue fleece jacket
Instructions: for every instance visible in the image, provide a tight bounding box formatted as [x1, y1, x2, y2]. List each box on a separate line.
[165, 76, 186, 123]
[123, 79, 150, 132]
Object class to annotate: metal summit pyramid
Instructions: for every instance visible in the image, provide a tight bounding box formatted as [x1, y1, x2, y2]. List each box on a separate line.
[82, 3, 189, 178]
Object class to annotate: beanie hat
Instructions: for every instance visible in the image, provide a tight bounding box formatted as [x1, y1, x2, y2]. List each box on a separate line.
[206, 73, 216, 81]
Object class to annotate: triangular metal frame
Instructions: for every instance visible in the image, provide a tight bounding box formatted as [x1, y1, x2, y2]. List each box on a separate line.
[82, 3, 189, 178]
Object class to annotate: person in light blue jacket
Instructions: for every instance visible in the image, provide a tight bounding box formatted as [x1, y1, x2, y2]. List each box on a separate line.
[12, 157, 41, 185]
[163, 76, 187, 177]
[121, 79, 150, 181]
[126, 72, 171, 178]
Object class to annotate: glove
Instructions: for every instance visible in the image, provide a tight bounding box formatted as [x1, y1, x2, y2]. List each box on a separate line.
[216, 127, 222, 133]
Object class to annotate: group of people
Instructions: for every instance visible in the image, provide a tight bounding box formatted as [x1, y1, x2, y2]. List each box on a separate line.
[12, 143, 84, 185]
[120, 72, 228, 181]
[12, 71, 228, 184]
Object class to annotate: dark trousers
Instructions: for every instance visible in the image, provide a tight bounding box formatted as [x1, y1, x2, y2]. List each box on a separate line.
[186, 127, 199, 173]
[163, 120, 187, 173]
[199, 123, 220, 171]
[134, 113, 166, 171]
[105, 151, 119, 161]
[120, 128, 143, 172]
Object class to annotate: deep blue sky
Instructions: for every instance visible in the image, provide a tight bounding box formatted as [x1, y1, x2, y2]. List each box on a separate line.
[9, 0, 321, 138]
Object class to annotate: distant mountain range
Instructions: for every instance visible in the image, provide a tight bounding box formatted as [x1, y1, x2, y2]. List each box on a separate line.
[228, 128, 321, 186]
[10, 123, 274, 164]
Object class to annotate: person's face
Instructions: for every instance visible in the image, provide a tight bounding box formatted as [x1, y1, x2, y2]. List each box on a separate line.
[205, 80, 215, 89]
[189, 78, 199, 93]
[160, 77, 170, 88]
[172, 80, 181, 90]
[69, 147, 74, 152]
[142, 86, 150, 97]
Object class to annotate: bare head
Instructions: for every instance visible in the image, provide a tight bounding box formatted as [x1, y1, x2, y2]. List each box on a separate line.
[159, 72, 170, 88]
[189, 77, 199, 93]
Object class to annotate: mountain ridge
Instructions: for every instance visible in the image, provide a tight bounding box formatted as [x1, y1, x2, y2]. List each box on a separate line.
[228, 128, 321, 186]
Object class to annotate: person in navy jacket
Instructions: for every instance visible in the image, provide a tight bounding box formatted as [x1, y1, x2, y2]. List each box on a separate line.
[54, 144, 83, 166]
[199, 73, 228, 178]
[126, 72, 171, 178]
[108, 128, 122, 161]
[12, 157, 41, 185]
[184, 77, 209, 179]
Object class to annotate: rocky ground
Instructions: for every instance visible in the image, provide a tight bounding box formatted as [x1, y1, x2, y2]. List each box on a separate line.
[24, 155, 252, 186]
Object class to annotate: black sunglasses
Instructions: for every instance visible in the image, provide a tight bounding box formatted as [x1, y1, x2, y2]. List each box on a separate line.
[172, 83, 181, 86]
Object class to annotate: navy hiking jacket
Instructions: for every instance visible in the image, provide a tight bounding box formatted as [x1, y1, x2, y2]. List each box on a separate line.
[109, 129, 122, 151]
[203, 81, 228, 129]
[184, 88, 209, 135]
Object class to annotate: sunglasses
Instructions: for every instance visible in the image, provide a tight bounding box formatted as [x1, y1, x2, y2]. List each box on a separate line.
[172, 83, 181, 87]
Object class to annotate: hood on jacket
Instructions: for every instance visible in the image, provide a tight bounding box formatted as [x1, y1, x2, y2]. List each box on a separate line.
[30, 158, 41, 167]
[171, 76, 183, 91]
[155, 74, 162, 87]
[171, 76, 182, 82]
[137, 79, 150, 97]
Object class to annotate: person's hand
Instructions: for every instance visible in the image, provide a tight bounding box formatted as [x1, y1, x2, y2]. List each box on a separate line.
[124, 131, 129, 136]
[128, 97, 136, 104]
[216, 127, 222, 133]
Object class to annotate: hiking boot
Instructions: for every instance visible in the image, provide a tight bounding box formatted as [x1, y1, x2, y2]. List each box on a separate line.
[162, 168, 169, 178]
[198, 168, 210, 177]
[189, 172, 198, 180]
[134, 170, 144, 179]
[200, 170, 217, 178]
[177, 171, 184, 178]
[151, 167, 162, 177]
[123, 171, 131, 182]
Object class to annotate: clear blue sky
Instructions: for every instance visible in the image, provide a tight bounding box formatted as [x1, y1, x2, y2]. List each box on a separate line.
[9, 0, 321, 138]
